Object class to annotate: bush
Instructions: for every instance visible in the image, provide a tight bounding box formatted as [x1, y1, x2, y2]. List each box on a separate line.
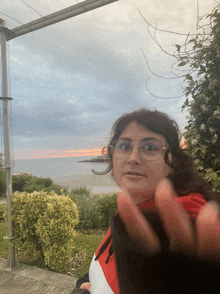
[21, 175, 68, 195]
[178, 7, 220, 193]
[70, 187, 90, 198]
[97, 194, 117, 227]
[12, 174, 32, 193]
[0, 204, 6, 221]
[70, 187, 118, 229]
[3, 190, 79, 272]
[74, 193, 103, 230]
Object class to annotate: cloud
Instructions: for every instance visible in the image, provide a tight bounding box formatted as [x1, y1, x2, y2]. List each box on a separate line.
[10, 55, 24, 65]
[1, 0, 216, 159]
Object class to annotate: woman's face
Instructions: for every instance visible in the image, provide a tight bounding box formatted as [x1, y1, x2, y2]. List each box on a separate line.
[113, 122, 173, 204]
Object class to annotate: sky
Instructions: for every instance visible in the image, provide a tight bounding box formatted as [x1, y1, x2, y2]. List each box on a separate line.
[0, 0, 216, 159]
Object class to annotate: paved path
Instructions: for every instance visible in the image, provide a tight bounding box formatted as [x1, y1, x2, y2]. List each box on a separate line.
[0, 258, 78, 294]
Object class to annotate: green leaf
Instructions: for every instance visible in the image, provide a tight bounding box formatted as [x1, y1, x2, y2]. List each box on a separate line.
[178, 61, 187, 67]
[185, 74, 192, 80]
[200, 65, 206, 72]
[175, 44, 181, 52]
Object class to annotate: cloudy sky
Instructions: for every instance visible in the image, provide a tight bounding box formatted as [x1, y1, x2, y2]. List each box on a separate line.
[0, 0, 216, 159]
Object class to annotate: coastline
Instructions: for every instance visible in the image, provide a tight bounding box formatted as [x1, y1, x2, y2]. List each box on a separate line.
[50, 173, 121, 195]
[0, 174, 121, 199]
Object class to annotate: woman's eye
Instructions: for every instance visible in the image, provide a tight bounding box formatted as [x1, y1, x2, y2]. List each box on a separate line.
[142, 142, 160, 151]
[118, 143, 130, 151]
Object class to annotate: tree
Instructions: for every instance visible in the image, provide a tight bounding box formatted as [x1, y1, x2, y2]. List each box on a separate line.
[138, 4, 220, 193]
[177, 6, 220, 193]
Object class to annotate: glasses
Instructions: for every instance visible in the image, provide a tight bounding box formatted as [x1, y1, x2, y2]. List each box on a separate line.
[111, 138, 168, 161]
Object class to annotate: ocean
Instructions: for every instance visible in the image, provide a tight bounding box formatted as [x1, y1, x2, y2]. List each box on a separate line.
[12, 156, 120, 194]
[13, 156, 108, 178]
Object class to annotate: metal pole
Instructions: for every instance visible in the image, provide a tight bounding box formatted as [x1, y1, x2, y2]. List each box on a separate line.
[0, 18, 19, 269]
[0, 0, 118, 270]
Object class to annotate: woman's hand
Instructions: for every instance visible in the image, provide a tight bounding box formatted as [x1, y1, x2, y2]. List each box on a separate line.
[80, 282, 91, 292]
[117, 178, 220, 261]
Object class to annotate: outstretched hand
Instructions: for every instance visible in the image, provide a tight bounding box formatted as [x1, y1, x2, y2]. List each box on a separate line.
[117, 178, 220, 261]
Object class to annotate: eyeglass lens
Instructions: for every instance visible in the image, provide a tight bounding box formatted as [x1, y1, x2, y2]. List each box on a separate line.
[112, 138, 163, 160]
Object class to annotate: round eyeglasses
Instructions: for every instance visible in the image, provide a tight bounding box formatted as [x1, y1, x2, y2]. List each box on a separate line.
[110, 138, 168, 161]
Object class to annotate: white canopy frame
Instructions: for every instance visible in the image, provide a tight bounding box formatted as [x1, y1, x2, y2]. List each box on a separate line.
[0, 0, 119, 270]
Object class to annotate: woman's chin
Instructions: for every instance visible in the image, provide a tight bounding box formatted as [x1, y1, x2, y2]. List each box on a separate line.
[123, 186, 154, 203]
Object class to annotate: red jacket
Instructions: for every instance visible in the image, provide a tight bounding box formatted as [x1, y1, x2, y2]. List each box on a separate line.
[89, 193, 207, 294]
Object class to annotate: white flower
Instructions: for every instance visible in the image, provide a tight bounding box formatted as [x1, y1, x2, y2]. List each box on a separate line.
[200, 124, 205, 130]
[197, 166, 203, 170]
[205, 168, 212, 173]
[209, 127, 215, 133]
[191, 138, 198, 145]
[213, 134, 218, 139]
[213, 109, 220, 116]
[212, 138, 217, 144]
[201, 104, 208, 112]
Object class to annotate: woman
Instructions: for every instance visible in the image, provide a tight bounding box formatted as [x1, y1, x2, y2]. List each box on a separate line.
[73, 108, 220, 294]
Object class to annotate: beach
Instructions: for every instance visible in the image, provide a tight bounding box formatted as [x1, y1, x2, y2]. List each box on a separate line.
[50, 173, 121, 195]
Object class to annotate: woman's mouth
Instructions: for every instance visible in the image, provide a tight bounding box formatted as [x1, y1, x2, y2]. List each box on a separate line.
[125, 172, 147, 178]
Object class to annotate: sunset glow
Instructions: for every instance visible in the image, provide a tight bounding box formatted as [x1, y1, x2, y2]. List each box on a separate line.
[180, 137, 188, 149]
[52, 148, 103, 158]
[15, 138, 188, 160]
[14, 148, 103, 160]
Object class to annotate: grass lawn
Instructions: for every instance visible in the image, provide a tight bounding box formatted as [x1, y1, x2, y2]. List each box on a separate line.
[0, 220, 108, 279]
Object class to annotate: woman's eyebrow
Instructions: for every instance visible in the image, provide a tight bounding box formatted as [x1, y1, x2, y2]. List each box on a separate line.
[143, 137, 163, 143]
[120, 137, 163, 143]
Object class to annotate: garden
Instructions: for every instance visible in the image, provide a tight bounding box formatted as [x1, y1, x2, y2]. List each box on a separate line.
[0, 174, 117, 279]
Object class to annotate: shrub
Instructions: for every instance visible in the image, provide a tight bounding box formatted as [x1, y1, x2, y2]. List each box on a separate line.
[71, 188, 103, 229]
[12, 174, 32, 193]
[177, 7, 220, 193]
[74, 195, 103, 229]
[21, 175, 68, 195]
[97, 194, 117, 227]
[3, 190, 79, 272]
[70, 186, 90, 198]
[0, 204, 6, 221]
[11, 174, 68, 196]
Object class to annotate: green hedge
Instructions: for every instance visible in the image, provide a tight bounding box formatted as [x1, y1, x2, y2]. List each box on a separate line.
[98, 194, 118, 227]
[0, 204, 6, 221]
[3, 190, 79, 272]
[69, 188, 118, 229]
[0, 173, 68, 197]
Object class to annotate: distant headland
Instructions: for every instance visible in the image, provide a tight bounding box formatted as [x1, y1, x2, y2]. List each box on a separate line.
[78, 156, 109, 163]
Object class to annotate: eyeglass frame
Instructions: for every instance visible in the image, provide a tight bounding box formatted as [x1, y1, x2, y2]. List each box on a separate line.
[110, 138, 169, 161]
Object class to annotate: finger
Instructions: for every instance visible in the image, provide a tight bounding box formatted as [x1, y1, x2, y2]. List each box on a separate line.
[80, 282, 91, 291]
[196, 201, 220, 261]
[117, 189, 161, 254]
[154, 178, 195, 254]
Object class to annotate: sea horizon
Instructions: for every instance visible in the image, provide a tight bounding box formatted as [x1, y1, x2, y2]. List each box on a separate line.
[12, 156, 120, 195]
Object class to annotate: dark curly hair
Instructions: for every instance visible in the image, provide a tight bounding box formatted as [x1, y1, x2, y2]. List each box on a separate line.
[92, 108, 220, 204]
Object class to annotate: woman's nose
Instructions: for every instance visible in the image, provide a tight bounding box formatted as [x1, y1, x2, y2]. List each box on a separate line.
[127, 145, 141, 164]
